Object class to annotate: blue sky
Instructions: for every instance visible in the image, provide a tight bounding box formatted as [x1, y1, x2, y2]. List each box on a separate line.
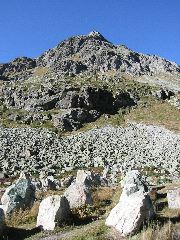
[0, 0, 180, 64]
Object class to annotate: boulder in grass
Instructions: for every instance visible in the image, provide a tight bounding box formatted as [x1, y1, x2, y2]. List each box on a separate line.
[105, 170, 155, 236]
[36, 195, 71, 230]
[0, 172, 35, 215]
[64, 182, 92, 209]
[63, 170, 93, 209]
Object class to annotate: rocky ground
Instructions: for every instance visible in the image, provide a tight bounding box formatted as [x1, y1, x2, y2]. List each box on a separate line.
[0, 123, 179, 179]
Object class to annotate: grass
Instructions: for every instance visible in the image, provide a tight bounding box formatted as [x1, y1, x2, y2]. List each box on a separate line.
[129, 221, 180, 240]
[65, 221, 108, 240]
[6, 202, 40, 228]
[33, 67, 49, 77]
[125, 98, 180, 133]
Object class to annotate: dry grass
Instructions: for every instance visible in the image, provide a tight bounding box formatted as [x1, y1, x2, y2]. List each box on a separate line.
[130, 222, 180, 240]
[92, 187, 114, 203]
[33, 67, 48, 77]
[125, 100, 180, 133]
[60, 220, 108, 240]
[6, 201, 40, 228]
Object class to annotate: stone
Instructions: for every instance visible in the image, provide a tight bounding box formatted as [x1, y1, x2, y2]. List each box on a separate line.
[40, 175, 59, 191]
[53, 108, 100, 131]
[169, 95, 180, 110]
[36, 195, 71, 230]
[61, 175, 75, 188]
[64, 170, 93, 208]
[64, 182, 92, 208]
[121, 170, 148, 194]
[0, 124, 179, 178]
[105, 170, 155, 236]
[76, 170, 94, 186]
[167, 188, 180, 209]
[0, 173, 35, 215]
[154, 89, 174, 100]
[106, 191, 155, 236]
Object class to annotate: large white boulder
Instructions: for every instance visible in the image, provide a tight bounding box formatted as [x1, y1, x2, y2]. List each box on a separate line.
[105, 170, 155, 236]
[64, 182, 92, 209]
[64, 170, 93, 209]
[0, 173, 35, 215]
[37, 195, 71, 230]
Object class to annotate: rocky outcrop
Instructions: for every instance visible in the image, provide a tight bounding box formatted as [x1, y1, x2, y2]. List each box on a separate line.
[36, 31, 180, 78]
[36, 195, 71, 230]
[153, 89, 175, 100]
[168, 95, 180, 109]
[39, 175, 60, 191]
[0, 84, 134, 115]
[0, 57, 36, 81]
[105, 170, 155, 236]
[0, 173, 35, 214]
[61, 175, 75, 188]
[53, 108, 100, 131]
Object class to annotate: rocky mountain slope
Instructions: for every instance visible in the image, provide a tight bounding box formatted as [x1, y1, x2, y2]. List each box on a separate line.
[0, 31, 179, 82]
[0, 31, 179, 133]
[0, 32, 179, 175]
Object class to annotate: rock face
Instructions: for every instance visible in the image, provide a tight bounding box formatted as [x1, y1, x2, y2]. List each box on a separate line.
[0, 173, 35, 215]
[167, 188, 180, 209]
[0, 32, 179, 83]
[36, 31, 180, 78]
[105, 170, 155, 236]
[53, 108, 100, 131]
[0, 84, 135, 132]
[0, 208, 5, 236]
[0, 57, 36, 81]
[64, 170, 93, 208]
[36, 195, 71, 230]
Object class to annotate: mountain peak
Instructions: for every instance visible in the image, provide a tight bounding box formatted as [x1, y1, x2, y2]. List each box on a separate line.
[88, 31, 103, 37]
[87, 31, 109, 42]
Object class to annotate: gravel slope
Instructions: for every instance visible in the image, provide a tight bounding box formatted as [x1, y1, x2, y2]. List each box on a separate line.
[0, 123, 179, 176]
